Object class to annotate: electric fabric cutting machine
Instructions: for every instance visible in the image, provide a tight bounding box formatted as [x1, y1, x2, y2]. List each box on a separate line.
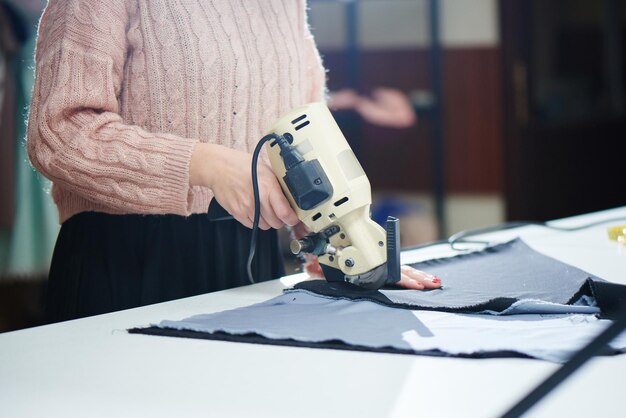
[258, 103, 400, 290]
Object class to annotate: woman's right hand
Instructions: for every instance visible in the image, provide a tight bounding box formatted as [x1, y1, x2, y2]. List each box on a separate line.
[190, 143, 299, 230]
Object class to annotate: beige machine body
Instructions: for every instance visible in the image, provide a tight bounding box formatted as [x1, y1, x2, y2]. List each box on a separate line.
[264, 103, 392, 285]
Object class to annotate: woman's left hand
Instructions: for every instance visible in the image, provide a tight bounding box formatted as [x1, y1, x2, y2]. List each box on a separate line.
[396, 265, 441, 290]
[303, 255, 441, 290]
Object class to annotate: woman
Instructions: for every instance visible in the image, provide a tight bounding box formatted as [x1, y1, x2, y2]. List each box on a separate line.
[28, 0, 440, 323]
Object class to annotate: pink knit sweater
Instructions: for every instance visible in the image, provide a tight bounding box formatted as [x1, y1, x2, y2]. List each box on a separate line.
[27, 0, 326, 223]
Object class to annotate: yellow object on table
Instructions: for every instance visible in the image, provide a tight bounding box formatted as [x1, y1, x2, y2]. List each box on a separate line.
[607, 225, 626, 241]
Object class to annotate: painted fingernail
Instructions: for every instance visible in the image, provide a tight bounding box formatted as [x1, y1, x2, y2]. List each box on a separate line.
[432, 278, 441, 284]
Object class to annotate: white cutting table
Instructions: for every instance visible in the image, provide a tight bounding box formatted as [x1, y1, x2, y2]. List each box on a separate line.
[1, 207, 625, 418]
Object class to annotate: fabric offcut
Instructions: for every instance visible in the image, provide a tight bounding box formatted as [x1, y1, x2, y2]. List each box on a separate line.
[131, 239, 626, 361]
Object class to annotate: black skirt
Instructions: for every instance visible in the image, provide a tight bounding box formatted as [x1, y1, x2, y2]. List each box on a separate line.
[46, 203, 285, 323]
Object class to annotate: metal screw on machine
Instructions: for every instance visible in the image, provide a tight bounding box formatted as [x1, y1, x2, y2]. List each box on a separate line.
[345, 258, 355, 267]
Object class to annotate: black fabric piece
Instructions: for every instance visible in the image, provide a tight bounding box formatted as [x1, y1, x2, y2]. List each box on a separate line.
[588, 280, 626, 320]
[293, 239, 625, 316]
[291, 280, 520, 314]
[128, 326, 538, 360]
[129, 325, 624, 360]
[46, 204, 285, 324]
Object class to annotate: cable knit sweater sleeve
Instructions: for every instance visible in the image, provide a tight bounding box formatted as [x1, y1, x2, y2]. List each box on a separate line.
[27, 0, 197, 216]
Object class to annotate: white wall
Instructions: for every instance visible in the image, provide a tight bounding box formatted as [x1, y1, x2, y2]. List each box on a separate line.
[440, 0, 498, 47]
[309, 0, 499, 50]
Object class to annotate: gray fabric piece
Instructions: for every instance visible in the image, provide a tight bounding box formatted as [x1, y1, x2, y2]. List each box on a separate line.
[396, 239, 595, 307]
[145, 239, 626, 361]
[157, 290, 626, 363]
[295, 239, 602, 314]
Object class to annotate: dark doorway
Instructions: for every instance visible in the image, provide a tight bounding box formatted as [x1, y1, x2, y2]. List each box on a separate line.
[501, 0, 626, 221]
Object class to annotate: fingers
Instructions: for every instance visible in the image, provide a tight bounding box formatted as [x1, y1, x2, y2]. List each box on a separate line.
[235, 213, 270, 230]
[304, 254, 324, 278]
[238, 166, 297, 230]
[395, 265, 442, 290]
[257, 165, 299, 228]
[401, 265, 441, 288]
[290, 221, 311, 240]
[260, 195, 284, 230]
[258, 216, 271, 231]
[269, 188, 299, 227]
[241, 189, 295, 231]
[228, 201, 268, 230]
[236, 213, 253, 229]
[208, 150, 299, 231]
[397, 275, 425, 290]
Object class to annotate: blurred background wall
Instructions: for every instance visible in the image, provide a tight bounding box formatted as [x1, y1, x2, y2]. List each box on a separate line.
[1, 0, 625, 331]
[501, 0, 626, 221]
[0, 0, 56, 332]
[309, 0, 626, 239]
[310, 0, 505, 241]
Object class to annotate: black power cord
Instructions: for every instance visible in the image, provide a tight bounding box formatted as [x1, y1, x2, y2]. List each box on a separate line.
[247, 133, 281, 285]
[247, 132, 325, 285]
